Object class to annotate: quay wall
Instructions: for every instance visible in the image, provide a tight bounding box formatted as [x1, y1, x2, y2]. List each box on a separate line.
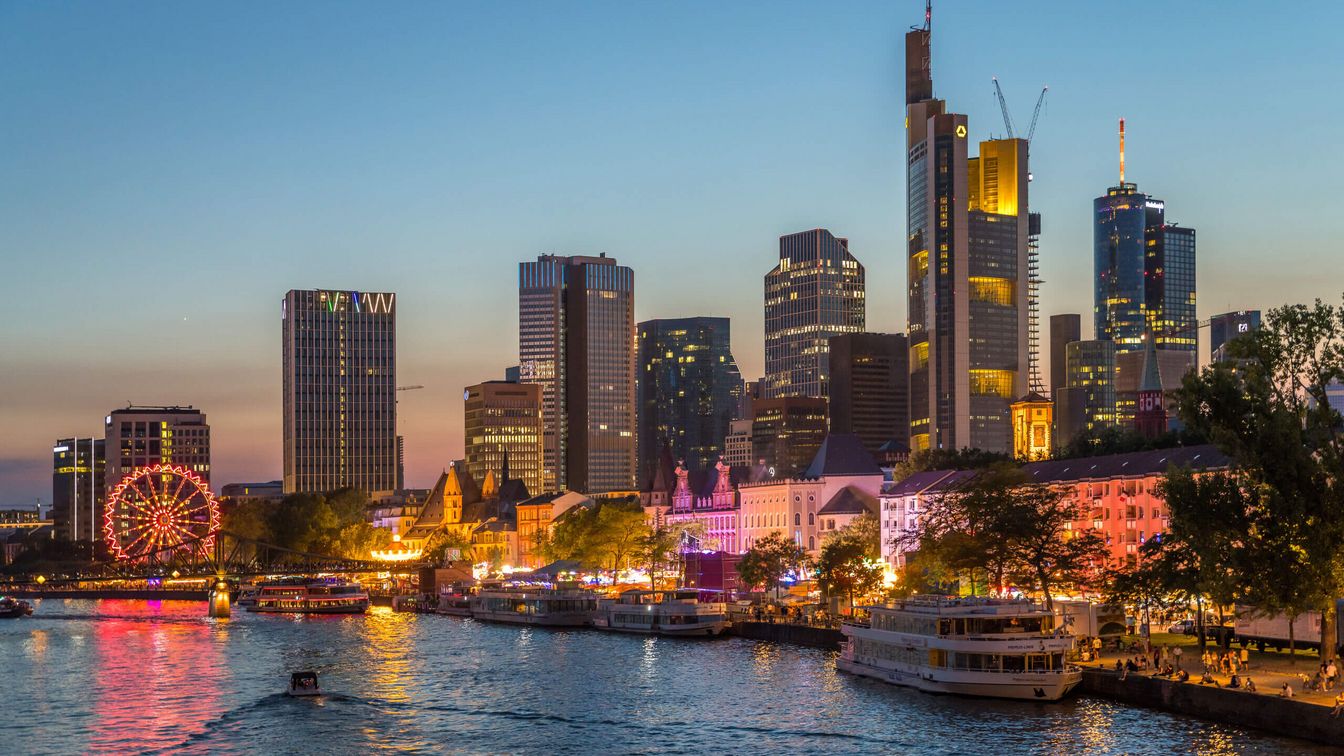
[727, 621, 843, 650]
[9, 589, 208, 601]
[1081, 668, 1344, 746]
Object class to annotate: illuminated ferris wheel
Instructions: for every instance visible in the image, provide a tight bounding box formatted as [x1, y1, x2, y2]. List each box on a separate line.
[103, 464, 220, 561]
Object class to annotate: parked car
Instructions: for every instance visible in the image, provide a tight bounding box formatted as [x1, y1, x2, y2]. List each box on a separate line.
[1168, 619, 1197, 635]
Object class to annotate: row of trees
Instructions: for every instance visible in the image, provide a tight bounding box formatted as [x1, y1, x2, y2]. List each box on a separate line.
[1109, 300, 1344, 660]
[735, 514, 886, 610]
[532, 499, 708, 588]
[222, 488, 390, 560]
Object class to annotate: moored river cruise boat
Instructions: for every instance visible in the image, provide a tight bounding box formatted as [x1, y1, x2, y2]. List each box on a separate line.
[838, 595, 1082, 701]
[469, 586, 598, 627]
[593, 589, 728, 637]
[246, 579, 370, 614]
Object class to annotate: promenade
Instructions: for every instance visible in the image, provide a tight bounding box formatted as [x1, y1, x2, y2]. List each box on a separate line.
[1092, 632, 1344, 711]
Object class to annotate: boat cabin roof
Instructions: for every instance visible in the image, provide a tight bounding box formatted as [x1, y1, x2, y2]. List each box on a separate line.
[867, 595, 1050, 617]
[290, 671, 319, 684]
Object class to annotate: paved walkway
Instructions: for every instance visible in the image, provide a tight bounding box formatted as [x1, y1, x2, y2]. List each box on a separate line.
[1089, 633, 1343, 711]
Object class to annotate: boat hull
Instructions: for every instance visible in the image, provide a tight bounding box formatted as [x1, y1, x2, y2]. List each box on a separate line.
[247, 602, 369, 615]
[469, 609, 593, 627]
[836, 656, 1081, 701]
[0, 607, 30, 619]
[594, 620, 728, 637]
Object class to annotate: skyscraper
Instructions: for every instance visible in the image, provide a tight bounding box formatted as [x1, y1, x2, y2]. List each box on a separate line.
[282, 289, 397, 495]
[827, 332, 910, 457]
[763, 229, 865, 399]
[1094, 121, 1197, 355]
[52, 437, 104, 543]
[905, 14, 1030, 454]
[1209, 310, 1262, 362]
[519, 254, 636, 494]
[1049, 314, 1081, 396]
[637, 317, 743, 484]
[750, 397, 828, 478]
[104, 406, 211, 496]
[1054, 340, 1117, 447]
[464, 380, 544, 498]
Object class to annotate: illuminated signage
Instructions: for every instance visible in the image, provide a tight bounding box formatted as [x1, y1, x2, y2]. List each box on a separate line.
[955, 124, 967, 138]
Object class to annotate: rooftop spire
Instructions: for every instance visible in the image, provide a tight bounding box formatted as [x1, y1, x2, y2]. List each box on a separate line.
[1119, 118, 1126, 184]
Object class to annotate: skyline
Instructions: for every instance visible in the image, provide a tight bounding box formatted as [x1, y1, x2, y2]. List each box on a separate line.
[4, 1, 1344, 504]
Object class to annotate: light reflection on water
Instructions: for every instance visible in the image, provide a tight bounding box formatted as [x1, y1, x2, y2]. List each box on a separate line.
[3, 599, 1334, 755]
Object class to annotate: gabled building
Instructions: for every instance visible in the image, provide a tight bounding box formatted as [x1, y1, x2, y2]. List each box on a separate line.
[516, 490, 591, 569]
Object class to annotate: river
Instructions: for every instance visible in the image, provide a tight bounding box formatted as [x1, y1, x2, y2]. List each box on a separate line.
[1, 599, 1330, 755]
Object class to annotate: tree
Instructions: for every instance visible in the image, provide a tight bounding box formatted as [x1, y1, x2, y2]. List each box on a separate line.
[637, 521, 707, 590]
[816, 525, 884, 612]
[899, 465, 1106, 610]
[1057, 425, 1206, 460]
[736, 531, 808, 599]
[536, 501, 650, 577]
[1171, 298, 1344, 661]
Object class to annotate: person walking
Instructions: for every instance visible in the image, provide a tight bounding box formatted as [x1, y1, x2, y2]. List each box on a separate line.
[1173, 645, 1183, 671]
[1326, 660, 1338, 690]
[1239, 646, 1249, 671]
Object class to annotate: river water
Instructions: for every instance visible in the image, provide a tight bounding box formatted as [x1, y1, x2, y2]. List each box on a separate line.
[2, 599, 1330, 755]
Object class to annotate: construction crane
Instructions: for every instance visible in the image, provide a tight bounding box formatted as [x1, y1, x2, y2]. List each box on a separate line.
[991, 77, 1048, 143]
[396, 385, 424, 392]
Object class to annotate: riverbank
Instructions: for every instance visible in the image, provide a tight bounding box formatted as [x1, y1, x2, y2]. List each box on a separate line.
[1082, 667, 1344, 745]
[726, 620, 843, 649]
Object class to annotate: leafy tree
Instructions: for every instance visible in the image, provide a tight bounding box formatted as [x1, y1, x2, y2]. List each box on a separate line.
[899, 465, 1106, 611]
[423, 528, 473, 565]
[637, 521, 707, 590]
[1171, 298, 1344, 660]
[816, 525, 884, 611]
[1058, 425, 1206, 460]
[736, 531, 808, 599]
[906, 447, 1013, 473]
[536, 500, 650, 577]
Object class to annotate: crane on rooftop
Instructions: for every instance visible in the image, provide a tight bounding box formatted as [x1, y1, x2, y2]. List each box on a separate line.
[992, 78, 1048, 144]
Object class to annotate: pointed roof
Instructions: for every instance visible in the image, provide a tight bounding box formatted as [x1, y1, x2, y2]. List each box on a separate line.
[803, 433, 882, 479]
[817, 485, 878, 516]
[480, 469, 499, 499]
[1013, 390, 1051, 405]
[1140, 338, 1164, 393]
[646, 444, 677, 494]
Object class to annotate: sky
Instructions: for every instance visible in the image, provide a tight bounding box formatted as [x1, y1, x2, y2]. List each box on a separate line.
[2, 1, 1342, 507]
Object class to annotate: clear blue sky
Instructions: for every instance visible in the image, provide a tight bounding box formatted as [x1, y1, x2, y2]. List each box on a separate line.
[3, 1, 1341, 506]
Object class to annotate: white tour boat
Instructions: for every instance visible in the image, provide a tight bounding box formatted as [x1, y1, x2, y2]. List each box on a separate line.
[468, 586, 598, 627]
[838, 595, 1082, 701]
[246, 579, 370, 615]
[593, 589, 728, 637]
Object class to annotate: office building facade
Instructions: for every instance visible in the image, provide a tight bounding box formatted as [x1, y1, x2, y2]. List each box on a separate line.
[1210, 310, 1262, 362]
[763, 229, 865, 399]
[519, 254, 636, 494]
[52, 437, 105, 543]
[282, 289, 397, 495]
[637, 317, 743, 484]
[750, 397, 827, 478]
[1054, 340, 1117, 447]
[464, 381, 544, 499]
[827, 332, 910, 457]
[1049, 314, 1081, 396]
[104, 406, 211, 499]
[905, 20, 1030, 454]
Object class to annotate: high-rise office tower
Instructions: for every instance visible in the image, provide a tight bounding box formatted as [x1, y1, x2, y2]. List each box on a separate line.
[1209, 310, 1262, 362]
[637, 317, 743, 484]
[750, 397, 828, 477]
[104, 406, 211, 497]
[282, 289, 397, 495]
[464, 381, 544, 498]
[827, 333, 910, 457]
[723, 419, 753, 469]
[1054, 340, 1117, 447]
[519, 254, 636, 494]
[52, 437, 104, 542]
[905, 13, 1030, 454]
[764, 229, 865, 399]
[1094, 120, 1197, 355]
[1049, 314, 1081, 396]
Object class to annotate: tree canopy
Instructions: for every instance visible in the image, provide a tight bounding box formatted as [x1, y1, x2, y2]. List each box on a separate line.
[736, 531, 808, 599]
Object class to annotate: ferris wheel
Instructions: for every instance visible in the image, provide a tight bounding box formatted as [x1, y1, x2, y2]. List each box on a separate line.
[103, 464, 220, 561]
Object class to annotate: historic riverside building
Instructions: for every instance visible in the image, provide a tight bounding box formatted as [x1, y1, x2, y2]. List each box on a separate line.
[519, 254, 636, 495]
[463, 381, 544, 501]
[643, 434, 881, 558]
[763, 229, 865, 399]
[904, 19, 1032, 455]
[1093, 122, 1197, 425]
[282, 289, 397, 495]
[827, 333, 910, 459]
[399, 462, 537, 567]
[880, 445, 1229, 569]
[51, 437, 104, 543]
[104, 406, 211, 496]
[636, 317, 743, 486]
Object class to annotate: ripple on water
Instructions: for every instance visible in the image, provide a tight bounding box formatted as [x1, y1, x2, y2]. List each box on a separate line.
[1, 600, 1334, 755]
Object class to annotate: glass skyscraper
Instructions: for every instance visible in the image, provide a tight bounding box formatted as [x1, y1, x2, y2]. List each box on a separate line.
[636, 317, 742, 484]
[519, 254, 636, 495]
[905, 18, 1030, 454]
[763, 229, 865, 399]
[52, 437, 104, 543]
[282, 290, 397, 495]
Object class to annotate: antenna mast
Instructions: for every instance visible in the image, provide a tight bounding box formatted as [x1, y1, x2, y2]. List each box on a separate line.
[1119, 117, 1126, 184]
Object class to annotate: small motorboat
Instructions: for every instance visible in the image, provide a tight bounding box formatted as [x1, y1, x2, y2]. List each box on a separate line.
[0, 597, 33, 619]
[287, 671, 322, 697]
